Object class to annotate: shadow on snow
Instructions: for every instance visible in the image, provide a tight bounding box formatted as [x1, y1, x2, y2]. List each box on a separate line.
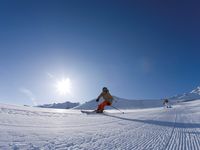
[104, 113, 200, 129]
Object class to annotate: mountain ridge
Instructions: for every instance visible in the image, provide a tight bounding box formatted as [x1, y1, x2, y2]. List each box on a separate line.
[169, 86, 200, 101]
[37, 101, 79, 109]
[36, 86, 200, 109]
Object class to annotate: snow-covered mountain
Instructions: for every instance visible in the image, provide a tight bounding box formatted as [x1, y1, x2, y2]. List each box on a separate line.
[75, 96, 164, 110]
[37, 101, 79, 109]
[170, 86, 200, 101]
[191, 86, 200, 94]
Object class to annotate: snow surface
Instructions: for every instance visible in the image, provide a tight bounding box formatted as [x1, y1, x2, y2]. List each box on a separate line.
[0, 100, 200, 150]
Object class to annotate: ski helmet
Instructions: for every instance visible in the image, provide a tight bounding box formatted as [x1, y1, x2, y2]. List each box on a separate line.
[102, 87, 108, 92]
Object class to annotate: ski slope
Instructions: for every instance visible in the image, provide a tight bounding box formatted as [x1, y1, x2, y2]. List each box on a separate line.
[0, 100, 200, 150]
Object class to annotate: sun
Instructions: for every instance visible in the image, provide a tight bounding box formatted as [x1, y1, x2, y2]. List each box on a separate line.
[56, 78, 72, 95]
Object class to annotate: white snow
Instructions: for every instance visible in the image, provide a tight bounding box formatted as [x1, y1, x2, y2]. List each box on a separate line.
[0, 100, 200, 150]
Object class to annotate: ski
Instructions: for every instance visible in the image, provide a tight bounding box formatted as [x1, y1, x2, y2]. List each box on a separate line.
[81, 110, 103, 115]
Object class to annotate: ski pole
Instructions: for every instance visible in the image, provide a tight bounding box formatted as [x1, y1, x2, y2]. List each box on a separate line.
[110, 105, 125, 114]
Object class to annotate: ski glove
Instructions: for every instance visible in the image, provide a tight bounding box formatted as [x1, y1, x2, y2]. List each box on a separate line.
[96, 98, 99, 102]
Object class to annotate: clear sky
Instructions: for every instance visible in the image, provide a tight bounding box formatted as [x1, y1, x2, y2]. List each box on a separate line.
[0, 0, 200, 105]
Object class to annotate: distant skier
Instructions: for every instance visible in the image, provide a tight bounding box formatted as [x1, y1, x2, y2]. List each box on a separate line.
[163, 99, 171, 108]
[96, 87, 114, 113]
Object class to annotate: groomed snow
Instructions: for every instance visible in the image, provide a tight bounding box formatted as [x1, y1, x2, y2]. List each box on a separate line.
[0, 100, 200, 150]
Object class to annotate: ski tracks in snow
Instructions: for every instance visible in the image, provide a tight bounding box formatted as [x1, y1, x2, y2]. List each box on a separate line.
[42, 103, 200, 150]
[41, 109, 176, 150]
[165, 103, 200, 150]
[0, 101, 200, 150]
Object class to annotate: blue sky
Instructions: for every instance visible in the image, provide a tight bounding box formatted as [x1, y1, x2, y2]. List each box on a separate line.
[0, 0, 200, 105]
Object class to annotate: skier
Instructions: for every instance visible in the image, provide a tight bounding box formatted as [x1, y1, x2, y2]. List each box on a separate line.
[163, 99, 170, 108]
[96, 87, 114, 113]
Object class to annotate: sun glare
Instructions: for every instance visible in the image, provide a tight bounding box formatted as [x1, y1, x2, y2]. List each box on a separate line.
[56, 78, 72, 95]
